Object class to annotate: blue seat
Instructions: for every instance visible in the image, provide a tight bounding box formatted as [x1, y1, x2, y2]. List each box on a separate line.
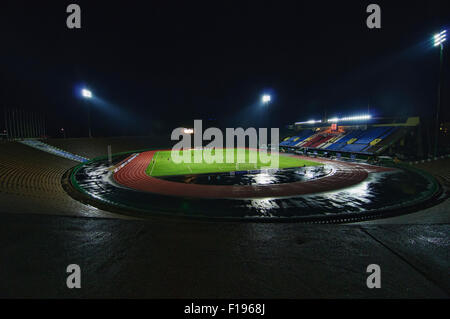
[326, 142, 345, 151]
[324, 126, 399, 154]
[281, 130, 315, 146]
[340, 143, 367, 153]
[336, 130, 363, 144]
[356, 127, 390, 144]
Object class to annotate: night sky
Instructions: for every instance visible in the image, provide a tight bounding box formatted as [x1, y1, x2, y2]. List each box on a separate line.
[1, 0, 448, 137]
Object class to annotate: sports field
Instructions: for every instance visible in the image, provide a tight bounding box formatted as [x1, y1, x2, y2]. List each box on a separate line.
[146, 149, 322, 176]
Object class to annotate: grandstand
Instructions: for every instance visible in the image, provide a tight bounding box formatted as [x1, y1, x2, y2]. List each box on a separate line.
[45, 136, 169, 159]
[415, 157, 450, 187]
[281, 116, 419, 157]
[0, 141, 119, 218]
[280, 130, 316, 147]
[0, 135, 169, 218]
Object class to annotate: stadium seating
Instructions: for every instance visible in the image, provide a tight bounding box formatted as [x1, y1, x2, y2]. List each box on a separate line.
[353, 127, 391, 145]
[46, 136, 169, 159]
[19, 139, 88, 162]
[416, 158, 450, 187]
[334, 130, 363, 145]
[316, 126, 400, 154]
[339, 143, 369, 153]
[301, 134, 325, 148]
[280, 130, 315, 147]
[325, 142, 346, 151]
[280, 125, 410, 155]
[308, 135, 335, 148]
[365, 127, 402, 154]
[0, 142, 117, 217]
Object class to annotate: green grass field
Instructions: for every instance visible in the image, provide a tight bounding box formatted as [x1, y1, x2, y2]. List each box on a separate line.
[146, 149, 322, 176]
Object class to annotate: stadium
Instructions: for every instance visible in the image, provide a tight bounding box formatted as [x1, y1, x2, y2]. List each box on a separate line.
[0, 1, 449, 303]
[1, 111, 449, 298]
[40, 115, 440, 223]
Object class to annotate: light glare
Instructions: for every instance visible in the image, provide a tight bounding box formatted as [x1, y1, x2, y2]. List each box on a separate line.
[295, 120, 322, 125]
[82, 88, 92, 98]
[262, 95, 271, 103]
[433, 30, 447, 46]
[327, 115, 371, 123]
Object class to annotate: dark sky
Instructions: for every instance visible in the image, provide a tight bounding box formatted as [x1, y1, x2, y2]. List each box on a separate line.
[1, 0, 449, 137]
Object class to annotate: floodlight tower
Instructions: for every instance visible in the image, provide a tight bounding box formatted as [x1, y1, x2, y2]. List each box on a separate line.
[262, 94, 271, 104]
[433, 29, 446, 157]
[260, 94, 272, 145]
[82, 88, 93, 138]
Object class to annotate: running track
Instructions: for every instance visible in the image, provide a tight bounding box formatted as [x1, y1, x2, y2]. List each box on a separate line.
[114, 150, 394, 199]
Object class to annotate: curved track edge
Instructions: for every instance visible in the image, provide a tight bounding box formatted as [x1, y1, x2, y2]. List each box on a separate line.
[62, 151, 446, 224]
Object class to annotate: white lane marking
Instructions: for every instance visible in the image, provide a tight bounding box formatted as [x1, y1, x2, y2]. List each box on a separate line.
[149, 151, 159, 176]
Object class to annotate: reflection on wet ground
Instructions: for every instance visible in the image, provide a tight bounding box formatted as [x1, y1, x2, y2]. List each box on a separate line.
[73, 155, 437, 220]
[2, 212, 448, 298]
[159, 166, 332, 185]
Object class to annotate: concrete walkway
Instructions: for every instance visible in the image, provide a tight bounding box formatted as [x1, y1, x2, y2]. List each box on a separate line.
[1, 211, 448, 298]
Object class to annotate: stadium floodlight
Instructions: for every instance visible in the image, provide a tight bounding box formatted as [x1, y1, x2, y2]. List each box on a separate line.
[433, 29, 446, 157]
[327, 117, 339, 123]
[295, 120, 322, 125]
[82, 88, 92, 99]
[327, 115, 371, 123]
[433, 30, 447, 47]
[340, 115, 371, 121]
[262, 94, 271, 104]
[81, 87, 93, 138]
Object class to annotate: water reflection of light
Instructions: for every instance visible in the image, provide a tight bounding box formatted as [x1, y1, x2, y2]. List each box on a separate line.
[252, 171, 277, 185]
[417, 235, 449, 245]
[247, 199, 279, 217]
[317, 178, 374, 210]
[304, 169, 315, 179]
[344, 180, 370, 198]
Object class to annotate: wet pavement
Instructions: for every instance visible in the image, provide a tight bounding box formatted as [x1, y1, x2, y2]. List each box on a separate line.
[0, 212, 448, 298]
[73, 155, 439, 220]
[160, 165, 332, 185]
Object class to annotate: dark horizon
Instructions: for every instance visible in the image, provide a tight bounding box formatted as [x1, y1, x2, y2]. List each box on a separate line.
[1, 0, 449, 138]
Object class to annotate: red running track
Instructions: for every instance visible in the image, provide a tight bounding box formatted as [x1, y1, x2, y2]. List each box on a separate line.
[113, 150, 394, 199]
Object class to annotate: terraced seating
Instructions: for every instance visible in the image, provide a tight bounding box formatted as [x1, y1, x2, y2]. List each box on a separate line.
[365, 127, 402, 153]
[0, 142, 117, 218]
[310, 135, 335, 148]
[326, 142, 346, 151]
[19, 139, 88, 162]
[280, 130, 315, 147]
[286, 126, 409, 155]
[335, 130, 364, 145]
[354, 127, 391, 145]
[339, 143, 369, 153]
[415, 157, 450, 187]
[377, 127, 396, 140]
[319, 127, 402, 154]
[46, 136, 169, 159]
[301, 134, 325, 148]
[319, 134, 346, 149]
